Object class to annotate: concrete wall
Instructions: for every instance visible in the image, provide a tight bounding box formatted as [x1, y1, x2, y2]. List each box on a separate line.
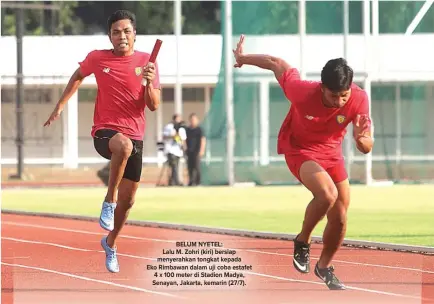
[2, 34, 434, 85]
[1, 99, 208, 160]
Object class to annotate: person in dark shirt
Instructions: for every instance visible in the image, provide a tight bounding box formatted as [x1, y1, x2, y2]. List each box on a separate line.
[186, 113, 206, 186]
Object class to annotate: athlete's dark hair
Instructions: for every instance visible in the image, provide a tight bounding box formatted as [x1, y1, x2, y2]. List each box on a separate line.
[107, 10, 136, 33]
[321, 58, 353, 92]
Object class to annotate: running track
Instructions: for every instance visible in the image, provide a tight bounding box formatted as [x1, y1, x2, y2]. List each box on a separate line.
[2, 213, 433, 304]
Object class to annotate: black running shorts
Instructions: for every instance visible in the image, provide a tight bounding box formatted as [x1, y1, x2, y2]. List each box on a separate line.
[93, 129, 143, 182]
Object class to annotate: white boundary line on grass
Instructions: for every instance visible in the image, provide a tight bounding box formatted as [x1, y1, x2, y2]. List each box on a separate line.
[3, 209, 434, 254]
[0, 261, 185, 299]
[3, 220, 434, 275]
[1, 236, 426, 301]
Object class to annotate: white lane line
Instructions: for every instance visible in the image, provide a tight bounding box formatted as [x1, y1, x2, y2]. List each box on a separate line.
[244, 249, 434, 275]
[3, 221, 176, 243]
[4, 220, 433, 275]
[0, 262, 185, 299]
[2, 236, 425, 300]
[2, 237, 155, 262]
[243, 271, 423, 300]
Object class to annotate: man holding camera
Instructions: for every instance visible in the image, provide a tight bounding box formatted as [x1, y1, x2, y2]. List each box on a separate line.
[163, 114, 187, 186]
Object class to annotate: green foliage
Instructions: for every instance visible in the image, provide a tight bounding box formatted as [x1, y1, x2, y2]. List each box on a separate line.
[1, 1, 82, 35]
[56, 2, 83, 35]
[232, 1, 298, 35]
[123, 1, 175, 34]
[182, 1, 220, 34]
[379, 1, 434, 33]
[1, 1, 432, 35]
[2, 13, 16, 35]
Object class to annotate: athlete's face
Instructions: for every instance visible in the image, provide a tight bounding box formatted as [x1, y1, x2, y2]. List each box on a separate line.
[109, 19, 136, 55]
[189, 115, 199, 127]
[321, 86, 351, 108]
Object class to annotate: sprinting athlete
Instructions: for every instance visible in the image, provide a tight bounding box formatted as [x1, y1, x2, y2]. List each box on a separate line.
[44, 10, 161, 273]
[232, 35, 373, 290]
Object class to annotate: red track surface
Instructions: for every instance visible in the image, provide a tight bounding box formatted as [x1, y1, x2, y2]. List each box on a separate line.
[2, 213, 434, 304]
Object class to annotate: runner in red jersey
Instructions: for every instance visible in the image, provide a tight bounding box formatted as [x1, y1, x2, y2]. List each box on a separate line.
[44, 10, 161, 273]
[233, 35, 373, 290]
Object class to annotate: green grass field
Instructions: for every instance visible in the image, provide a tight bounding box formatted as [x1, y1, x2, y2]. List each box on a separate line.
[2, 185, 434, 247]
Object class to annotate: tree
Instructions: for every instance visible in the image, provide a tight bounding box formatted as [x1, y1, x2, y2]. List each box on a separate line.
[1, 1, 83, 36]
[182, 1, 220, 34]
[232, 1, 298, 35]
[71, 1, 220, 35]
[1, 1, 432, 36]
[379, 1, 434, 33]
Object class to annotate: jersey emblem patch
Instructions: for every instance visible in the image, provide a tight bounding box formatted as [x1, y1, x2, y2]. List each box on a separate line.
[135, 67, 142, 76]
[336, 115, 346, 124]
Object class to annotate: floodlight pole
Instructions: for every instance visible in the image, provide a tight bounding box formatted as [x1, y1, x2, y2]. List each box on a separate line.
[174, 0, 182, 115]
[343, 0, 352, 180]
[2, 2, 61, 179]
[174, 0, 184, 183]
[224, 0, 235, 186]
[363, 0, 373, 185]
[10, 7, 25, 179]
[298, 0, 306, 79]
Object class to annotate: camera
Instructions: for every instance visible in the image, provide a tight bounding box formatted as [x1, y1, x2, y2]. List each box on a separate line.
[156, 141, 165, 151]
[174, 121, 186, 132]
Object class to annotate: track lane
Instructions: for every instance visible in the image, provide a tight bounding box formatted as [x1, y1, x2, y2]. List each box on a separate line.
[2, 213, 434, 304]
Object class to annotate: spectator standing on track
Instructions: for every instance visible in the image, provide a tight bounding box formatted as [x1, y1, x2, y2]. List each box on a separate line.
[163, 114, 187, 186]
[186, 113, 206, 186]
[43, 10, 161, 273]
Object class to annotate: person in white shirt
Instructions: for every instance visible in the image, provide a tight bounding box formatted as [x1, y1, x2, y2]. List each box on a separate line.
[163, 114, 187, 186]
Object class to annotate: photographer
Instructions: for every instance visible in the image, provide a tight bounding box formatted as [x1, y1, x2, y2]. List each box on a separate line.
[163, 114, 187, 186]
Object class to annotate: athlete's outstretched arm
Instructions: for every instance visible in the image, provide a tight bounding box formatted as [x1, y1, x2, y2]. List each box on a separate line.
[233, 34, 292, 80]
[43, 68, 85, 126]
[233, 35, 313, 105]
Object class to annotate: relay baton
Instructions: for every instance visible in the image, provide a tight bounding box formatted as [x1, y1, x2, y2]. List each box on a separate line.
[142, 39, 163, 86]
[149, 39, 163, 63]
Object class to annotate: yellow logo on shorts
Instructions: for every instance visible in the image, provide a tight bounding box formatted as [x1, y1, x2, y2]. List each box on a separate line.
[135, 67, 142, 76]
[336, 115, 346, 124]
